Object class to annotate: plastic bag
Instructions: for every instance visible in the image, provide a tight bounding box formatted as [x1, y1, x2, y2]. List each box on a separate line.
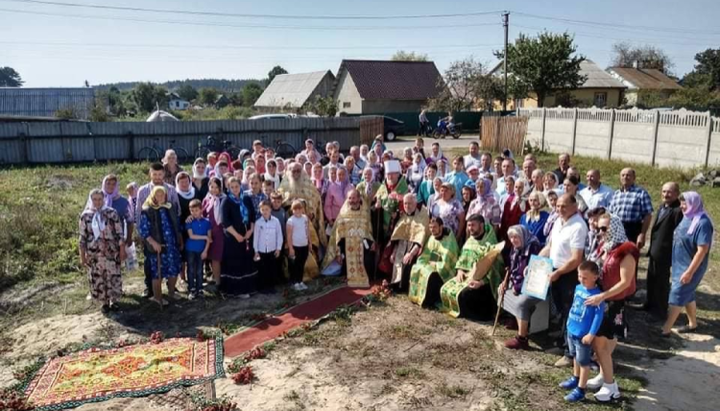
[125, 243, 138, 271]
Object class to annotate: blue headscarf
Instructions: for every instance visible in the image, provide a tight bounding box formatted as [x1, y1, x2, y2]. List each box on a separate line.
[227, 190, 249, 225]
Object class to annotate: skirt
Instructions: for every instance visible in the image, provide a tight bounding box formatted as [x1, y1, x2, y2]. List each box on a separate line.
[208, 224, 225, 261]
[669, 267, 706, 307]
[502, 289, 543, 322]
[220, 234, 257, 295]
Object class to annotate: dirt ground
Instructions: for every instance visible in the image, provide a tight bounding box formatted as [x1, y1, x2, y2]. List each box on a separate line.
[1, 274, 719, 411]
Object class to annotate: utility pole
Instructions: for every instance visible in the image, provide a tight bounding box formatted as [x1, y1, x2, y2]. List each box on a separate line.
[502, 11, 509, 112]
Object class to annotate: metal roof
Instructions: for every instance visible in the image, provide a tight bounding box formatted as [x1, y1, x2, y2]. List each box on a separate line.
[335, 60, 444, 100]
[254, 70, 335, 108]
[0, 87, 96, 119]
[607, 67, 683, 90]
[578, 60, 627, 89]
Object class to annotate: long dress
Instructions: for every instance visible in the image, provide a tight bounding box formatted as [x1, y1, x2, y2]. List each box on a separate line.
[203, 195, 225, 261]
[79, 208, 124, 303]
[139, 207, 183, 279]
[669, 216, 713, 306]
[409, 230, 459, 307]
[220, 194, 258, 295]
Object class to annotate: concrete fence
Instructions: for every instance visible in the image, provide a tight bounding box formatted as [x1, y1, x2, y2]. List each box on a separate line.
[517, 107, 720, 169]
[0, 117, 368, 165]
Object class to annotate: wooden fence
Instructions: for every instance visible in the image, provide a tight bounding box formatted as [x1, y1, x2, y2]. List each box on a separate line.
[480, 116, 529, 156]
[0, 117, 374, 165]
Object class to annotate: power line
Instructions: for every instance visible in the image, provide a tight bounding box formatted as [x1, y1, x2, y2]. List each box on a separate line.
[0, 7, 502, 31]
[1, 0, 504, 20]
[513, 24, 719, 47]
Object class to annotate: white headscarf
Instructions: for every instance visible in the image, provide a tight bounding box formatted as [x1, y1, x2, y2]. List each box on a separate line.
[175, 172, 196, 200]
[83, 189, 111, 243]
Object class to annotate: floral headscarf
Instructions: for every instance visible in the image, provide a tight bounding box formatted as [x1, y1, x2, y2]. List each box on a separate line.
[603, 214, 629, 253]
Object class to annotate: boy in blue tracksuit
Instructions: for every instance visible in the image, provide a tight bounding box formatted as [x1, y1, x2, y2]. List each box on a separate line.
[559, 261, 605, 402]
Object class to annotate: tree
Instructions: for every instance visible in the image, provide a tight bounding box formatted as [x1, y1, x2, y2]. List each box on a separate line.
[611, 42, 675, 75]
[391, 50, 429, 62]
[198, 88, 219, 106]
[688, 48, 720, 91]
[0, 66, 23, 87]
[303, 95, 338, 117]
[129, 82, 168, 113]
[242, 83, 264, 106]
[428, 57, 503, 112]
[177, 84, 198, 101]
[495, 32, 586, 108]
[266, 65, 288, 86]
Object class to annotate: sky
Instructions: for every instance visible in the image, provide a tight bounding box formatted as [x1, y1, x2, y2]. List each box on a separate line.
[1, 0, 719, 87]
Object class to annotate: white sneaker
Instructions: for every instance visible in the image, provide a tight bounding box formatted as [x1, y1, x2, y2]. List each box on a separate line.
[587, 374, 604, 391]
[86, 292, 92, 301]
[292, 283, 302, 291]
[239, 294, 251, 299]
[299, 283, 308, 291]
[594, 382, 620, 402]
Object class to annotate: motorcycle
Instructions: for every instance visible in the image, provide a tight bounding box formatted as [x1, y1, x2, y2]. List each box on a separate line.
[432, 120, 462, 139]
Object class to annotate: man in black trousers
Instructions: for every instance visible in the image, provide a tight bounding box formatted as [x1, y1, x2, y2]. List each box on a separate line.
[645, 182, 683, 319]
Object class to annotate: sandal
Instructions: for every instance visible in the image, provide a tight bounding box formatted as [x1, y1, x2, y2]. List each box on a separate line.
[677, 325, 698, 334]
[151, 298, 169, 307]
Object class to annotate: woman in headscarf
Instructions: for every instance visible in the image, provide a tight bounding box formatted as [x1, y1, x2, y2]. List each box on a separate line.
[254, 153, 267, 175]
[407, 152, 426, 190]
[543, 172, 562, 197]
[435, 158, 449, 180]
[191, 158, 210, 200]
[176, 171, 199, 283]
[241, 166, 256, 192]
[162, 149, 183, 186]
[401, 147, 414, 174]
[324, 166, 353, 230]
[429, 182, 466, 243]
[499, 225, 543, 350]
[311, 163, 328, 201]
[499, 180, 528, 244]
[356, 167, 380, 207]
[138, 186, 183, 306]
[416, 164, 437, 208]
[101, 174, 133, 244]
[276, 157, 286, 175]
[542, 190, 560, 243]
[79, 189, 125, 313]
[461, 186, 476, 216]
[467, 178, 501, 229]
[303, 161, 313, 181]
[237, 149, 251, 164]
[426, 176, 444, 213]
[244, 172, 267, 219]
[367, 151, 384, 183]
[520, 191, 550, 247]
[425, 142, 447, 166]
[583, 213, 639, 402]
[202, 177, 225, 289]
[217, 152, 235, 174]
[663, 192, 713, 335]
[220, 177, 258, 298]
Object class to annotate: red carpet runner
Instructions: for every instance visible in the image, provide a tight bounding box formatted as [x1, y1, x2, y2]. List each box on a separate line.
[224, 286, 372, 358]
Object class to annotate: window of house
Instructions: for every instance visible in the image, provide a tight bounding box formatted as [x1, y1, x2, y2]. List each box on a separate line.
[343, 102, 351, 108]
[594, 92, 608, 107]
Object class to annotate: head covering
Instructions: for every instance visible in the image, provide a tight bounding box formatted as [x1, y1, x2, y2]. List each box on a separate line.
[467, 165, 479, 174]
[237, 149, 250, 162]
[143, 186, 172, 210]
[384, 159, 401, 174]
[192, 158, 206, 179]
[217, 152, 234, 172]
[101, 175, 120, 208]
[205, 178, 226, 224]
[682, 191, 712, 235]
[603, 214, 629, 253]
[227, 188, 250, 225]
[127, 181, 138, 197]
[508, 224, 539, 256]
[83, 189, 112, 243]
[479, 178, 493, 199]
[176, 172, 196, 200]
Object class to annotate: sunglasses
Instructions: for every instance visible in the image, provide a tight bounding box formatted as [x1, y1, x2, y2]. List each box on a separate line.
[598, 226, 609, 232]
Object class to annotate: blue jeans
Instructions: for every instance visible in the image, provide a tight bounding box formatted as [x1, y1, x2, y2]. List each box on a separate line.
[567, 334, 592, 366]
[186, 251, 204, 293]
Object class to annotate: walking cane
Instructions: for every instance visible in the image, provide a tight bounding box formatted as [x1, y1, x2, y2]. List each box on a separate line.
[492, 268, 511, 336]
[156, 247, 163, 310]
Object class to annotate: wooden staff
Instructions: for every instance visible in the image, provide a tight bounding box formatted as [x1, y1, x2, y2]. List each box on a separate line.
[492, 268, 511, 336]
[156, 247, 163, 310]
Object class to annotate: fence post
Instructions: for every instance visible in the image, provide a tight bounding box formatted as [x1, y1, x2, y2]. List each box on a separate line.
[705, 112, 714, 168]
[571, 108, 579, 155]
[607, 109, 615, 160]
[541, 108, 547, 151]
[650, 110, 661, 166]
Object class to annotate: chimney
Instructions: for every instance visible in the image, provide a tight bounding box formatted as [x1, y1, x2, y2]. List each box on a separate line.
[633, 60, 639, 69]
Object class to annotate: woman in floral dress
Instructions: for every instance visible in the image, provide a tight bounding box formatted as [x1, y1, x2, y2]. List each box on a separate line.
[429, 182, 466, 244]
[139, 186, 183, 306]
[79, 189, 126, 313]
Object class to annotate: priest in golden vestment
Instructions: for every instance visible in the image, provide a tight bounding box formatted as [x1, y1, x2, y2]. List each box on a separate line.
[322, 189, 374, 288]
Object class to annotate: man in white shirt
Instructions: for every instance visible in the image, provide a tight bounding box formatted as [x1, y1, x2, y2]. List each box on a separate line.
[541, 193, 588, 367]
[495, 158, 516, 196]
[463, 142, 483, 169]
[579, 169, 613, 214]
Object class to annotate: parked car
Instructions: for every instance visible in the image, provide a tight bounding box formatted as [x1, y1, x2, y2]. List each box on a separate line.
[360, 115, 406, 142]
[248, 113, 297, 120]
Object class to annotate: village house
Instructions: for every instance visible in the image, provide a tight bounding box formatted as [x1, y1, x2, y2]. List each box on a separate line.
[167, 92, 190, 111]
[332, 60, 444, 114]
[606, 63, 683, 106]
[254, 70, 335, 110]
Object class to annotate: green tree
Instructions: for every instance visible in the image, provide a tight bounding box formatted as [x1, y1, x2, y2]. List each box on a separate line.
[242, 83, 264, 106]
[129, 82, 168, 113]
[428, 57, 502, 112]
[611, 42, 675, 75]
[177, 83, 199, 101]
[198, 88, 219, 106]
[495, 32, 586, 108]
[689, 48, 720, 91]
[391, 50, 429, 61]
[266, 65, 288, 86]
[0, 66, 23, 87]
[303, 95, 338, 117]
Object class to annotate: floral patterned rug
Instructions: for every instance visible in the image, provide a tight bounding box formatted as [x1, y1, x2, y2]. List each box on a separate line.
[23, 337, 224, 411]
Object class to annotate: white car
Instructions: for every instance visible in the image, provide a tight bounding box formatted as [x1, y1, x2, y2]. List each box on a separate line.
[248, 113, 297, 120]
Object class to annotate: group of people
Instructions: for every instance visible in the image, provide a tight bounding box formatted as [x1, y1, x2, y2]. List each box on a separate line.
[78, 136, 713, 403]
